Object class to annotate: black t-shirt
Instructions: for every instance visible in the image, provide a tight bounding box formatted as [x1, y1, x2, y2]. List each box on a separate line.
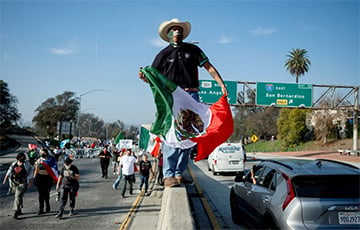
[99, 150, 111, 163]
[139, 160, 152, 177]
[60, 164, 79, 188]
[152, 43, 209, 88]
[11, 162, 27, 183]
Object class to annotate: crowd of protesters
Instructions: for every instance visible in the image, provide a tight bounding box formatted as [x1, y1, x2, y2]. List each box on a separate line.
[2, 139, 164, 220]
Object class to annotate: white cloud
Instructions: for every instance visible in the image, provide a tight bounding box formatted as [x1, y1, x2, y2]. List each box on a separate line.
[251, 27, 277, 35]
[151, 38, 167, 47]
[218, 35, 233, 44]
[49, 42, 76, 55]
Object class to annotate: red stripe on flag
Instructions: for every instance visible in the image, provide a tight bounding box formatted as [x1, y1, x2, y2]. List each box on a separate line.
[41, 161, 58, 182]
[191, 95, 234, 161]
[150, 137, 162, 157]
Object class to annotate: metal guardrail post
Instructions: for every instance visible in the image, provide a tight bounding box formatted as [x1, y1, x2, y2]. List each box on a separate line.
[353, 87, 359, 151]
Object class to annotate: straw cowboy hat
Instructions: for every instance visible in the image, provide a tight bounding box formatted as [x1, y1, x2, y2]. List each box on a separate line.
[158, 18, 191, 42]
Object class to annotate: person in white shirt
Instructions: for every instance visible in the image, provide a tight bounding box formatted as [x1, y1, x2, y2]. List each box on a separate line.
[119, 149, 137, 198]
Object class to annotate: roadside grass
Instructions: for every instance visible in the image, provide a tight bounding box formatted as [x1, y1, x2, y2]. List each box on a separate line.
[245, 140, 323, 153]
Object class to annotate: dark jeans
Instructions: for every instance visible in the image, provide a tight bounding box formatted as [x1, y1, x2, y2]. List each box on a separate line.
[35, 174, 53, 211]
[121, 174, 134, 196]
[157, 166, 164, 186]
[100, 160, 110, 178]
[139, 174, 149, 192]
[58, 186, 79, 214]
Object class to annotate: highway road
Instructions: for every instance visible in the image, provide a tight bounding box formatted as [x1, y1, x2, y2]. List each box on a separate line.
[187, 152, 359, 230]
[1, 134, 358, 230]
[0, 157, 146, 230]
[188, 158, 259, 230]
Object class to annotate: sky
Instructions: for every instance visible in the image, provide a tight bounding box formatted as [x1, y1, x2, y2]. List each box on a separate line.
[1, 0, 359, 127]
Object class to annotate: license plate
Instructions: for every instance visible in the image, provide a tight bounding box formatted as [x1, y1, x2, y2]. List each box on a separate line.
[229, 161, 239, 165]
[338, 212, 360, 224]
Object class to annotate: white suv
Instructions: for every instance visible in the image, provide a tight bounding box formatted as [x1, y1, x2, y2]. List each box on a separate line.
[207, 143, 246, 176]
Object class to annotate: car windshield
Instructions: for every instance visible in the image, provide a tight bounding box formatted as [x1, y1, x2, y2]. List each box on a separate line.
[292, 175, 360, 198]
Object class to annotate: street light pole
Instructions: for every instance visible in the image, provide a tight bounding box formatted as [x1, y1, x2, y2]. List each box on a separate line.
[77, 89, 105, 144]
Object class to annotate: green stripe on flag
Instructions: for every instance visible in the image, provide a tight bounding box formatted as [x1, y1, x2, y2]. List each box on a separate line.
[114, 132, 124, 145]
[140, 66, 177, 137]
[139, 126, 150, 150]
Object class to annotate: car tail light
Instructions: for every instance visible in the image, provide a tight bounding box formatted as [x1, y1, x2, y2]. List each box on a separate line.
[214, 159, 217, 165]
[282, 173, 295, 210]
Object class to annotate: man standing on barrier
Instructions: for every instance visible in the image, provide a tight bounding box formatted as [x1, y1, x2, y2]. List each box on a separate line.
[138, 18, 228, 187]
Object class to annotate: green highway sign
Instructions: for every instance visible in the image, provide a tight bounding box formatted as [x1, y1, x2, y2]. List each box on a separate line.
[199, 80, 237, 104]
[256, 82, 313, 107]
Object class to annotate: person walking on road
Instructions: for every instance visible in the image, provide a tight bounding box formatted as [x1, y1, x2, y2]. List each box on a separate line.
[98, 145, 112, 179]
[157, 150, 164, 186]
[55, 157, 80, 219]
[111, 146, 120, 175]
[120, 149, 137, 198]
[138, 18, 228, 187]
[138, 154, 154, 196]
[34, 148, 57, 215]
[2, 152, 34, 219]
[112, 149, 124, 190]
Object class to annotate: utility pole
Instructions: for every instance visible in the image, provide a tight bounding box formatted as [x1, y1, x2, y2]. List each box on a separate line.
[77, 89, 105, 144]
[353, 87, 359, 151]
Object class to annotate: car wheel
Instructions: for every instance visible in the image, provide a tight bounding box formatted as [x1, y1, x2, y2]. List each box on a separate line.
[212, 165, 217, 176]
[261, 215, 279, 230]
[230, 189, 242, 225]
[207, 162, 211, 171]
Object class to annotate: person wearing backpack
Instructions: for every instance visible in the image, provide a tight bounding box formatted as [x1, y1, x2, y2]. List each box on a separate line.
[2, 152, 34, 219]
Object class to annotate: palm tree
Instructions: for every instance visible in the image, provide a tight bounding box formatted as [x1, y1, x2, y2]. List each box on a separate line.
[285, 48, 311, 83]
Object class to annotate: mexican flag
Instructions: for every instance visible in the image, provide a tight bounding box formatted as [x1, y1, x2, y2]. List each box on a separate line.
[139, 125, 161, 156]
[140, 66, 234, 161]
[114, 132, 124, 145]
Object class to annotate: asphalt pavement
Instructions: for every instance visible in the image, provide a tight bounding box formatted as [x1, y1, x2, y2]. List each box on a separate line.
[0, 134, 165, 230]
[1, 134, 359, 230]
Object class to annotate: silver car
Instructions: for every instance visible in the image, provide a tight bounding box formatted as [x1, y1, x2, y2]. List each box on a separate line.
[230, 159, 360, 229]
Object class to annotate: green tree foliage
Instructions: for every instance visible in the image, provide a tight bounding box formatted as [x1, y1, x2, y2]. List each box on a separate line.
[285, 48, 311, 83]
[106, 121, 124, 140]
[277, 108, 310, 148]
[0, 80, 21, 129]
[231, 107, 247, 142]
[123, 125, 138, 140]
[33, 91, 79, 136]
[232, 88, 279, 142]
[244, 107, 279, 140]
[79, 113, 104, 138]
[232, 88, 257, 142]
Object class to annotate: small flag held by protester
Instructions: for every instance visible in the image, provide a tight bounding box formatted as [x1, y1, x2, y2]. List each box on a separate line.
[60, 139, 70, 149]
[139, 125, 162, 157]
[41, 157, 59, 182]
[140, 66, 234, 161]
[114, 132, 124, 145]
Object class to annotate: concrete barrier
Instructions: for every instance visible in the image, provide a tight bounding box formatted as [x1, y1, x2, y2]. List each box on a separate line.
[157, 186, 195, 230]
